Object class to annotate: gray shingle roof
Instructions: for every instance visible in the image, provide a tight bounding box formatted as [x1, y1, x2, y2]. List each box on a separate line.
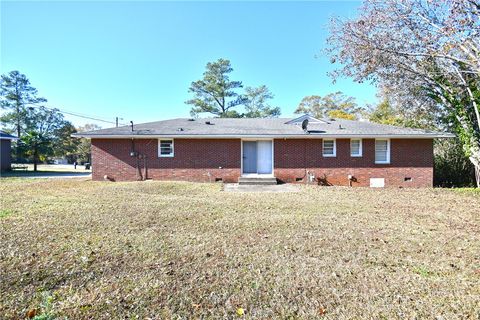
[72, 116, 454, 138]
[0, 130, 18, 140]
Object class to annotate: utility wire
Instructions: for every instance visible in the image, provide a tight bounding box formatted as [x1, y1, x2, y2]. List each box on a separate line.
[25, 103, 129, 126]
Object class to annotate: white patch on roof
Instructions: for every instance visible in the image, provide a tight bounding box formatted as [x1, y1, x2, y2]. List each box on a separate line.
[285, 114, 328, 125]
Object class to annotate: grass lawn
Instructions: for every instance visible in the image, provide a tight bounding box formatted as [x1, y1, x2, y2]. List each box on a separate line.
[1, 179, 479, 319]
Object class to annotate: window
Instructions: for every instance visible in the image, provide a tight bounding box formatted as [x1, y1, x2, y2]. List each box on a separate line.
[158, 139, 174, 157]
[375, 139, 390, 164]
[322, 139, 336, 157]
[350, 139, 362, 157]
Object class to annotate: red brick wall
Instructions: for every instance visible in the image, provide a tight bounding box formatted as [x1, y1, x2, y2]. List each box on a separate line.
[1, 139, 12, 171]
[91, 139, 241, 182]
[91, 138, 434, 187]
[274, 138, 433, 187]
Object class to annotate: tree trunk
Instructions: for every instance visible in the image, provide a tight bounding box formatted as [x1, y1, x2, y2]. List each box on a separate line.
[17, 119, 21, 139]
[33, 147, 38, 172]
[475, 164, 480, 188]
[470, 151, 480, 188]
[455, 112, 480, 188]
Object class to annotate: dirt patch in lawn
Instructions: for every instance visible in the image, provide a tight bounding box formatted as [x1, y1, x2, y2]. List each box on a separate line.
[1, 179, 479, 319]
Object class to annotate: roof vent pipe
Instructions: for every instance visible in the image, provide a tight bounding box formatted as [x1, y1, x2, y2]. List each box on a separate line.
[130, 121, 134, 132]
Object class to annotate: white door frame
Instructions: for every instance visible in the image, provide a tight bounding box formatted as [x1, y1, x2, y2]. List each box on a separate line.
[240, 138, 274, 177]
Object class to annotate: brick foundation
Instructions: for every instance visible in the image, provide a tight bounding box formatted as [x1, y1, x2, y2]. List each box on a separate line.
[91, 138, 433, 187]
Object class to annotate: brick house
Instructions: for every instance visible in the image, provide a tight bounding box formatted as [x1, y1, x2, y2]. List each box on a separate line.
[0, 131, 18, 171]
[73, 115, 454, 187]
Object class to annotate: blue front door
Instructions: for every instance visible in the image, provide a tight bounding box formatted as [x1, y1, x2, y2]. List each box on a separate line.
[243, 141, 257, 173]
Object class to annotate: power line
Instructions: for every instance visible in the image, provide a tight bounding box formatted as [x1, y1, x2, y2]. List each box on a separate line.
[25, 103, 129, 126]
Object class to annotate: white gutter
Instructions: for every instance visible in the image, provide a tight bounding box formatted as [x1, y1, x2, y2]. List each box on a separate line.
[72, 133, 455, 139]
[0, 136, 19, 140]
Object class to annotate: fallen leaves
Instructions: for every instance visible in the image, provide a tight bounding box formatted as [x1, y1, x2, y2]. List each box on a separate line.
[318, 307, 327, 316]
[26, 308, 38, 318]
[236, 307, 245, 316]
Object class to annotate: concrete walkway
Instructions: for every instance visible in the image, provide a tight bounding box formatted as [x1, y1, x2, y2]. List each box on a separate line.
[223, 183, 300, 193]
[1, 172, 92, 179]
[25, 172, 92, 179]
[2, 164, 92, 179]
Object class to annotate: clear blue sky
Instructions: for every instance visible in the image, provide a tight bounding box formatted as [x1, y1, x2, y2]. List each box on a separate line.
[1, 1, 377, 128]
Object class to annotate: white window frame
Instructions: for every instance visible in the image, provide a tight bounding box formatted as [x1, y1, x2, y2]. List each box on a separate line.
[158, 139, 174, 157]
[322, 139, 336, 157]
[375, 139, 390, 164]
[350, 139, 362, 157]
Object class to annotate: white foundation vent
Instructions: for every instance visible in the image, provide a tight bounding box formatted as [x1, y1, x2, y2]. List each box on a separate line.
[370, 178, 385, 188]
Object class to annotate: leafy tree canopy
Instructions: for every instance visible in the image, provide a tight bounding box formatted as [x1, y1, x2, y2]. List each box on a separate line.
[326, 0, 480, 186]
[186, 59, 246, 117]
[0, 70, 46, 138]
[367, 87, 440, 129]
[368, 99, 403, 126]
[243, 85, 281, 118]
[186, 59, 282, 118]
[53, 122, 79, 159]
[295, 92, 362, 120]
[19, 106, 71, 171]
[75, 124, 102, 163]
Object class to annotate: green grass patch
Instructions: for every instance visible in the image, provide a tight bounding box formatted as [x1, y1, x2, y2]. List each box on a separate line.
[413, 266, 435, 278]
[454, 187, 480, 195]
[0, 209, 14, 218]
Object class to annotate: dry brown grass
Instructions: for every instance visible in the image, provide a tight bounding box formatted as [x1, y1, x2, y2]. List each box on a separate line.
[1, 179, 479, 319]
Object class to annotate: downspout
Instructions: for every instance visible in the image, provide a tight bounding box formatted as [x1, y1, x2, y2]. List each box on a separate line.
[143, 156, 147, 181]
[130, 138, 142, 181]
[136, 156, 142, 181]
[129, 121, 145, 181]
[141, 138, 157, 181]
[304, 138, 308, 184]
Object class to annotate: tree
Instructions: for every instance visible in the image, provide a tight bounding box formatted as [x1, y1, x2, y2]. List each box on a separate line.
[368, 99, 403, 126]
[367, 87, 439, 129]
[186, 59, 246, 118]
[434, 138, 476, 187]
[20, 107, 69, 171]
[328, 110, 356, 120]
[0, 71, 46, 138]
[367, 88, 475, 187]
[75, 124, 101, 163]
[243, 85, 281, 118]
[295, 92, 362, 119]
[53, 122, 79, 162]
[326, 0, 480, 186]
[21, 132, 51, 172]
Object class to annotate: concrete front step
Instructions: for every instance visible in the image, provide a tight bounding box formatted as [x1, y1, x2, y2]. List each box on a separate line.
[238, 176, 278, 185]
